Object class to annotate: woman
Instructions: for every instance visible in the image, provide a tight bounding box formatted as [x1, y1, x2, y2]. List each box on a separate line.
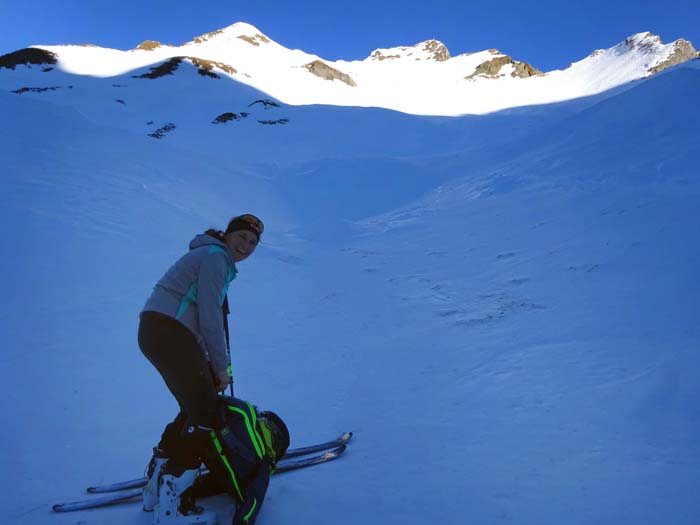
[137, 213, 264, 523]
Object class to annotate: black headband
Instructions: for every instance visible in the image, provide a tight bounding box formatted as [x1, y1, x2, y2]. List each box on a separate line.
[225, 218, 261, 241]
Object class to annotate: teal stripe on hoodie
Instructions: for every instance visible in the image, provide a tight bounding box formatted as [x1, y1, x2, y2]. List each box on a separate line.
[142, 234, 237, 376]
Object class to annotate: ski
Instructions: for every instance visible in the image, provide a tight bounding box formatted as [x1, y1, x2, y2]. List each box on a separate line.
[53, 444, 348, 513]
[281, 431, 353, 459]
[53, 489, 143, 513]
[274, 444, 347, 473]
[86, 431, 352, 494]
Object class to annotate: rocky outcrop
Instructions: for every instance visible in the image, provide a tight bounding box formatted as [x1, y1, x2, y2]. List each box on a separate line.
[619, 33, 696, 74]
[191, 29, 224, 44]
[133, 57, 182, 78]
[134, 40, 163, 51]
[189, 57, 237, 77]
[648, 39, 698, 75]
[303, 60, 357, 87]
[623, 32, 661, 52]
[213, 112, 249, 124]
[512, 61, 541, 78]
[249, 99, 280, 108]
[12, 86, 65, 94]
[148, 123, 176, 139]
[422, 40, 450, 61]
[466, 55, 542, 80]
[466, 55, 511, 78]
[0, 48, 58, 70]
[369, 40, 450, 61]
[238, 34, 271, 46]
[132, 57, 237, 79]
[369, 50, 401, 61]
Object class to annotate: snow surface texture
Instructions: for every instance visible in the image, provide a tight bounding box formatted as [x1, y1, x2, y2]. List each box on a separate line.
[1, 28, 699, 525]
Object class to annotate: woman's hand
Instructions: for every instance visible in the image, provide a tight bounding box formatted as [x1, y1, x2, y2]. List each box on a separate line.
[215, 369, 232, 394]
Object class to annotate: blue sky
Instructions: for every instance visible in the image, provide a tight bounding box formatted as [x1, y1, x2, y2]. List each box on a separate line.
[1, 0, 699, 71]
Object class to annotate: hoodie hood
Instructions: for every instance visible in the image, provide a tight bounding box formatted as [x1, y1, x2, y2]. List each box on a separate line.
[189, 232, 228, 251]
[189, 233, 237, 273]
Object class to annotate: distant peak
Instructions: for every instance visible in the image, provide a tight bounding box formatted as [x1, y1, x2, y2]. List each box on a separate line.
[368, 39, 450, 62]
[188, 21, 271, 45]
[226, 21, 264, 35]
[575, 32, 698, 77]
[622, 31, 662, 52]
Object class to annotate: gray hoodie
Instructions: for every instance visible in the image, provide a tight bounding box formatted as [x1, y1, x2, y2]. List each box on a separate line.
[142, 234, 238, 376]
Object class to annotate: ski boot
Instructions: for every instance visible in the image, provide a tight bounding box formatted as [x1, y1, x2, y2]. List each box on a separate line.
[142, 447, 169, 512]
[155, 467, 217, 525]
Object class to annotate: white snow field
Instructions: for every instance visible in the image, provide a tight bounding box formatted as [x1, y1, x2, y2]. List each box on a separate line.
[0, 27, 699, 525]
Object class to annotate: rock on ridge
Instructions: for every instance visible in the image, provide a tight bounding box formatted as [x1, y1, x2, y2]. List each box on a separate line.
[303, 60, 357, 87]
[465, 54, 542, 80]
[369, 40, 450, 62]
[189, 57, 237, 76]
[648, 38, 698, 75]
[623, 31, 662, 53]
[616, 32, 696, 74]
[369, 50, 401, 61]
[191, 28, 226, 44]
[237, 33, 271, 47]
[422, 40, 451, 61]
[132, 56, 237, 79]
[133, 40, 165, 51]
[0, 48, 58, 70]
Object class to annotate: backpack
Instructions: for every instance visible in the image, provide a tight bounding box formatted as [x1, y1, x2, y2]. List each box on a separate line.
[204, 396, 289, 503]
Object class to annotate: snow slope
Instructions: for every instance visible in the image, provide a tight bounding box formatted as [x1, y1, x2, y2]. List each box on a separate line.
[0, 43, 699, 525]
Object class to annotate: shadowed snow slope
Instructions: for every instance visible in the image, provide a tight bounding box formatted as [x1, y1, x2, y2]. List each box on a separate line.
[1, 62, 699, 525]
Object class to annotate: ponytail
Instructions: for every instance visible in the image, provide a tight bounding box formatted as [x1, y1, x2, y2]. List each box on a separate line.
[205, 228, 226, 242]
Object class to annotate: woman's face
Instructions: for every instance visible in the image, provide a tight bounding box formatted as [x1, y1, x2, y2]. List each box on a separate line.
[225, 230, 259, 262]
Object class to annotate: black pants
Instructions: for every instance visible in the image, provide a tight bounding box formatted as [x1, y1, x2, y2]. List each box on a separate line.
[138, 311, 220, 472]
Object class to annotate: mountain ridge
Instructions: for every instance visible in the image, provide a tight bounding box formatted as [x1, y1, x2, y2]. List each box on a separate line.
[0, 23, 697, 116]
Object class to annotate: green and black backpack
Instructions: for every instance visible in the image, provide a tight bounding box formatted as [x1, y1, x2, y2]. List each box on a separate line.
[207, 396, 290, 502]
